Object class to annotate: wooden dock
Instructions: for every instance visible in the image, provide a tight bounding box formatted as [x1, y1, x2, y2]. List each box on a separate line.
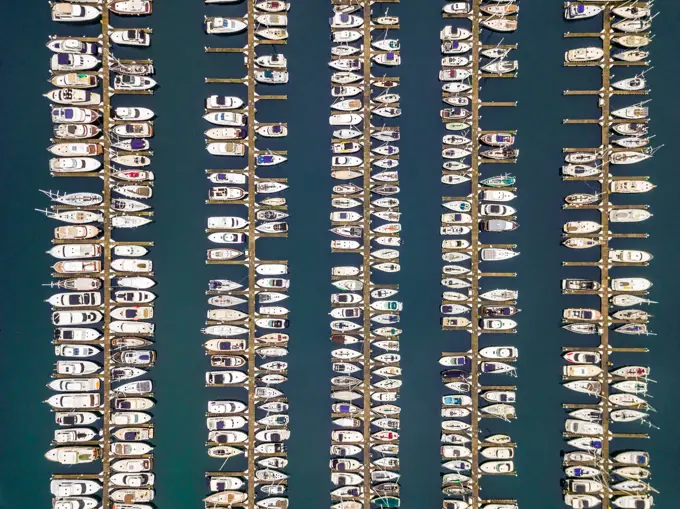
[100, 4, 112, 506]
[440, 2, 519, 508]
[45, 3, 157, 506]
[562, 4, 654, 506]
[327, 0, 401, 505]
[203, 1, 290, 507]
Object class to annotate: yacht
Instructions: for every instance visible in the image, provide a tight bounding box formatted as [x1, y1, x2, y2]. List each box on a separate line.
[110, 29, 151, 46]
[52, 3, 101, 22]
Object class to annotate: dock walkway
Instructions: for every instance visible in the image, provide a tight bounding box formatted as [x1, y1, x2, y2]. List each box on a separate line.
[46, 2, 157, 507]
[439, 2, 520, 508]
[203, 1, 290, 507]
[561, 3, 655, 507]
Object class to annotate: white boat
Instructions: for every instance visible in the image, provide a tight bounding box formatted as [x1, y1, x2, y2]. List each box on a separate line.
[255, 69, 289, 84]
[613, 19, 651, 33]
[45, 447, 99, 465]
[52, 4, 101, 22]
[565, 47, 604, 63]
[110, 29, 150, 46]
[332, 30, 362, 43]
[115, 107, 155, 121]
[257, 124, 288, 137]
[329, 13, 363, 28]
[256, 28, 288, 40]
[46, 393, 101, 410]
[46, 89, 101, 106]
[610, 180, 655, 193]
[256, 13, 288, 26]
[612, 106, 648, 120]
[481, 18, 518, 32]
[52, 107, 100, 124]
[47, 38, 100, 55]
[613, 5, 651, 19]
[609, 250, 652, 263]
[255, 1, 290, 12]
[609, 209, 652, 222]
[50, 479, 101, 497]
[612, 76, 646, 91]
[443, 2, 470, 15]
[482, 60, 518, 74]
[109, 0, 152, 15]
[440, 26, 472, 41]
[565, 3, 602, 20]
[114, 75, 157, 91]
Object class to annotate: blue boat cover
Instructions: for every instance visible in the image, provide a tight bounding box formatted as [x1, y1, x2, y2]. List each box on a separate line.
[57, 54, 71, 65]
[131, 139, 145, 149]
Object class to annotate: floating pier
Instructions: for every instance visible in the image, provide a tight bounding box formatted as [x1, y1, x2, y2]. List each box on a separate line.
[328, 0, 402, 505]
[562, 2, 655, 507]
[44, 1, 157, 507]
[439, 1, 520, 507]
[202, 1, 290, 507]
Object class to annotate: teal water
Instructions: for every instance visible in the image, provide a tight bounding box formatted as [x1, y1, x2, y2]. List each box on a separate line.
[1, 2, 679, 508]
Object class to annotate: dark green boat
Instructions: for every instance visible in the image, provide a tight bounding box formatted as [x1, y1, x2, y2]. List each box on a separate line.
[371, 496, 400, 508]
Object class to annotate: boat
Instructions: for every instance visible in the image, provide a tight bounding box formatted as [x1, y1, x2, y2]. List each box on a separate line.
[565, 47, 604, 63]
[564, 3, 602, 20]
[256, 27, 288, 40]
[564, 380, 601, 396]
[563, 238, 600, 249]
[610, 180, 655, 193]
[52, 4, 101, 22]
[482, 60, 518, 74]
[481, 18, 518, 32]
[50, 73, 99, 89]
[610, 151, 652, 165]
[47, 38, 100, 55]
[113, 107, 154, 123]
[563, 220, 601, 234]
[609, 250, 652, 263]
[46, 89, 101, 106]
[45, 447, 99, 464]
[565, 193, 600, 206]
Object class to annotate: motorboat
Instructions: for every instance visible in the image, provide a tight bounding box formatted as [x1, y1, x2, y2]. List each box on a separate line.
[52, 3, 101, 22]
[45, 89, 101, 106]
[481, 219, 518, 232]
[564, 308, 601, 321]
[114, 75, 157, 90]
[45, 447, 99, 465]
[609, 250, 652, 263]
[613, 5, 651, 19]
[52, 107, 100, 124]
[50, 73, 98, 89]
[53, 124, 101, 139]
[114, 107, 154, 121]
[442, 41, 471, 55]
[255, 69, 289, 84]
[610, 180, 655, 193]
[565, 47, 604, 63]
[440, 26, 472, 41]
[110, 29, 151, 46]
[47, 38, 100, 55]
[564, 3, 602, 20]
[443, 2, 470, 15]
[109, 0, 152, 15]
[563, 220, 601, 234]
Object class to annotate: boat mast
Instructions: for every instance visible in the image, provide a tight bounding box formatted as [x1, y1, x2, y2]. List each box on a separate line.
[440, 2, 520, 508]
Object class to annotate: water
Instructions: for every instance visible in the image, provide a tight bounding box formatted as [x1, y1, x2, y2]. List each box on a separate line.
[1, 1, 679, 508]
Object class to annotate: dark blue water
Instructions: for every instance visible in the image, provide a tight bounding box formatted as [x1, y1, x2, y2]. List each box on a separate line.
[1, 2, 679, 508]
